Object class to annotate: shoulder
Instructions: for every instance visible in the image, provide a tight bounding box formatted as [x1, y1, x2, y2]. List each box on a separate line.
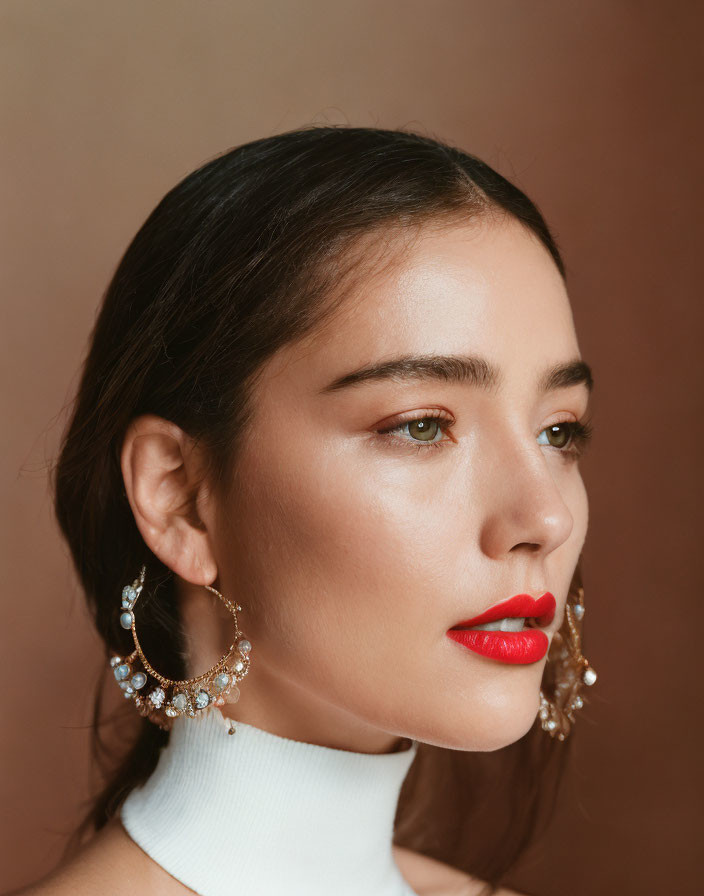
[393, 845, 532, 896]
[6, 817, 192, 896]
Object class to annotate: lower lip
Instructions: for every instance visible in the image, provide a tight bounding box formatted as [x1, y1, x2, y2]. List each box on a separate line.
[446, 628, 549, 664]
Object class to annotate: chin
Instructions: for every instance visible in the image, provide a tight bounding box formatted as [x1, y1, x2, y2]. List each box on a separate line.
[483, 687, 544, 751]
[478, 714, 540, 751]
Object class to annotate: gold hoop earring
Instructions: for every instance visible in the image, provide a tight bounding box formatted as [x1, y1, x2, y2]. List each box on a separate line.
[538, 585, 597, 741]
[110, 565, 252, 731]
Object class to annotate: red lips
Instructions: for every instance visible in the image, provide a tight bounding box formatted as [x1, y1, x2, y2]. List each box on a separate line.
[450, 593, 556, 630]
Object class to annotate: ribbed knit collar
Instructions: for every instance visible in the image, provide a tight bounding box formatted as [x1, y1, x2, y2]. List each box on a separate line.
[120, 707, 420, 896]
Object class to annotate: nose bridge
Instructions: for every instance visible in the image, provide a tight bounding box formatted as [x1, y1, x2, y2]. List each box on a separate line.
[478, 421, 574, 558]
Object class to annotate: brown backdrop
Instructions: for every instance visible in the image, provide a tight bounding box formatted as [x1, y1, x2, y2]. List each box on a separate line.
[2, 1, 701, 893]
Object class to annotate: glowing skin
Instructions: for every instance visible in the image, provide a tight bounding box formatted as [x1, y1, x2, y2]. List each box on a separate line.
[122, 216, 591, 758]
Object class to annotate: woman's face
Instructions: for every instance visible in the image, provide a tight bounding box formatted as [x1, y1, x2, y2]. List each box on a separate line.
[209, 215, 591, 753]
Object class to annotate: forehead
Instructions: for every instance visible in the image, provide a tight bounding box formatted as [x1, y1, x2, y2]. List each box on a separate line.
[269, 215, 578, 386]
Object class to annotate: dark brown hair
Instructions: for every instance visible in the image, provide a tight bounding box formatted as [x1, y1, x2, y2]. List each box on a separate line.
[53, 125, 580, 894]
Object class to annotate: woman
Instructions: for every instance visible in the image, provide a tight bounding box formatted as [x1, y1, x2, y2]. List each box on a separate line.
[20, 126, 597, 896]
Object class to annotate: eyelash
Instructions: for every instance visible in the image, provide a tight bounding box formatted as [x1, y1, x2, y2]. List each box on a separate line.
[376, 410, 594, 459]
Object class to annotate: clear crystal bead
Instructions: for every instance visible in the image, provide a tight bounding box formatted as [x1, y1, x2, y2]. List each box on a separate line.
[195, 690, 210, 709]
[165, 706, 179, 717]
[237, 639, 251, 655]
[110, 656, 121, 667]
[172, 693, 188, 712]
[573, 603, 585, 620]
[122, 586, 137, 601]
[213, 672, 230, 692]
[148, 687, 166, 707]
[130, 672, 147, 689]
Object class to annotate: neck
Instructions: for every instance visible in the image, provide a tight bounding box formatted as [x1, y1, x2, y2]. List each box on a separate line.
[120, 707, 420, 896]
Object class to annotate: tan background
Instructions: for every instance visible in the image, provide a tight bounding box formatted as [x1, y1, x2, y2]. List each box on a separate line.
[2, 1, 702, 893]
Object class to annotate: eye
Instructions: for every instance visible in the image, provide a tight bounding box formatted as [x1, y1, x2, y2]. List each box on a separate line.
[375, 412, 594, 458]
[537, 418, 594, 459]
[376, 410, 454, 452]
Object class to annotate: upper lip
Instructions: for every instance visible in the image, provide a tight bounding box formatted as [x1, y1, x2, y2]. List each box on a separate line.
[449, 593, 556, 630]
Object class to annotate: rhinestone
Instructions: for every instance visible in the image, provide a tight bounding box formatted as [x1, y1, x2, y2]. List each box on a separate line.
[122, 586, 137, 601]
[546, 719, 557, 730]
[233, 659, 245, 673]
[573, 603, 585, 620]
[114, 663, 130, 681]
[237, 639, 251, 655]
[213, 672, 230, 692]
[109, 656, 121, 667]
[130, 672, 147, 689]
[582, 666, 597, 686]
[120, 611, 134, 630]
[574, 695, 583, 708]
[195, 690, 210, 709]
[165, 707, 179, 717]
[172, 693, 188, 712]
[148, 687, 166, 707]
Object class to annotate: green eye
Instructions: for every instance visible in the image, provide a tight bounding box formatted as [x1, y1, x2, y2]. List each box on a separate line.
[537, 420, 594, 457]
[541, 424, 570, 448]
[377, 411, 454, 451]
[405, 418, 441, 441]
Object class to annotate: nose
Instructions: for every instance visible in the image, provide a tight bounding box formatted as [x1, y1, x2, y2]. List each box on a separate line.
[478, 438, 574, 560]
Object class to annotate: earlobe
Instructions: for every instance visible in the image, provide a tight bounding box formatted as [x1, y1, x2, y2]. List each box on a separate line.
[120, 414, 218, 586]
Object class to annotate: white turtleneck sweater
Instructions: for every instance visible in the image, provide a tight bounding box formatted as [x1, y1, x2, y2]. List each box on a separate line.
[120, 707, 421, 896]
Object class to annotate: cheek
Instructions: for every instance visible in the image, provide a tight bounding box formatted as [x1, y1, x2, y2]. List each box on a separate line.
[224, 439, 463, 691]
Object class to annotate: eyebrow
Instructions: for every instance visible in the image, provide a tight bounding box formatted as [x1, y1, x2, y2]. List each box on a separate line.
[319, 353, 593, 395]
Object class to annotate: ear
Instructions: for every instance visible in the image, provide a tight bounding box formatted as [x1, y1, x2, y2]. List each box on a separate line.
[120, 414, 218, 586]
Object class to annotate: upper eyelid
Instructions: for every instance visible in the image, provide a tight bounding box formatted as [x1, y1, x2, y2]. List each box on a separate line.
[377, 408, 583, 433]
[376, 409, 453, 430]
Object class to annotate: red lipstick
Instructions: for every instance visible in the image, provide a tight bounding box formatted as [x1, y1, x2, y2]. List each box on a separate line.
[446, 593, 556, 665]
